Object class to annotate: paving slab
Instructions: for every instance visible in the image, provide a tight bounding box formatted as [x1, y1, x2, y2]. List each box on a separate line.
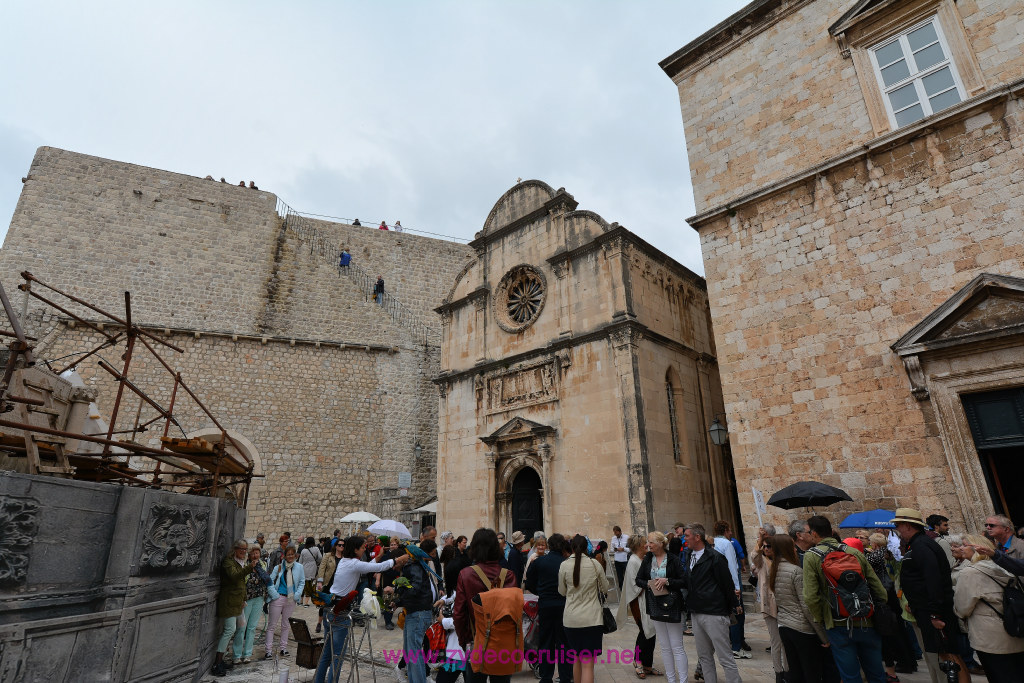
[200, 600, 960, 682]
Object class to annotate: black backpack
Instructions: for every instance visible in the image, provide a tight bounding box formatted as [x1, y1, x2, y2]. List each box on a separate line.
[980, 571, 1024, 638]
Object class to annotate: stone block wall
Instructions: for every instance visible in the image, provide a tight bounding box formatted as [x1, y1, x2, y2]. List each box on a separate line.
[299, 216, 476, 325]
[697, 99, 1024, 535]
[0, 147, 475, 537]
[668, 0, 1024, 212]
[2, 147, 279, 331]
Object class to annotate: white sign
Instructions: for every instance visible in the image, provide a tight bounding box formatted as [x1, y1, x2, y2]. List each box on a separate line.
[398, 472, 412, 488]
[752, 487, 767, 528]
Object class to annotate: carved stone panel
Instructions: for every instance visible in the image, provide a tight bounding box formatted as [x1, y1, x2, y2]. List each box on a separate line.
[138, 503, 210, 575]
[486, 360, 558, 414]
[0, 495, 40, 586]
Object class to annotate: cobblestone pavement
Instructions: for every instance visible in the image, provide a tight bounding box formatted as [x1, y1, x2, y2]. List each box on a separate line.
[201, 599, 958, 683]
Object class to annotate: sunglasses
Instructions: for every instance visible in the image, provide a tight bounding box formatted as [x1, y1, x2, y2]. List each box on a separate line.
[984, 523, 1004, 528]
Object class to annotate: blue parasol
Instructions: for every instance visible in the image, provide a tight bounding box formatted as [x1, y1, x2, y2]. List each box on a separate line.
[839, 509, 896, 529]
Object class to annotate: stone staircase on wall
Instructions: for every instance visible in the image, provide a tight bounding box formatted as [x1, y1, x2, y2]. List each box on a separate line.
[276, 200, 441, 347]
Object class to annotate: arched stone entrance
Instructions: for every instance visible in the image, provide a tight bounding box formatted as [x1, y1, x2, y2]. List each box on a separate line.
[511, 467, 543, 540]
[481, 417, 555, 536]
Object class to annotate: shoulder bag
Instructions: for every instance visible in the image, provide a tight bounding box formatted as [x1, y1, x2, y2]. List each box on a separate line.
[647, 556, 682, 623]
[593, 559, 617, 633]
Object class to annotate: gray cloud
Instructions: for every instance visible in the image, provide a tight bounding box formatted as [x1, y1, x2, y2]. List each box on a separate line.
[0, 0, 750, 275]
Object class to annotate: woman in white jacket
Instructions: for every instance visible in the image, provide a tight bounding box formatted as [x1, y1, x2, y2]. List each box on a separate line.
[954, 534, 1024, 683]
[266, 545, 305, 658]
[615, 535, 659, 678]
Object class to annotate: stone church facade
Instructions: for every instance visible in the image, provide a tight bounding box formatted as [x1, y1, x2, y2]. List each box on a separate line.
[435, 181, 737, 540]
[0, 147, 475, 537]
[661, 0, 1024, 537]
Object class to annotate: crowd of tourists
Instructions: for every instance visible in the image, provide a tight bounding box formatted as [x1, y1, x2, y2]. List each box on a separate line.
[209, 510, 1024, 683]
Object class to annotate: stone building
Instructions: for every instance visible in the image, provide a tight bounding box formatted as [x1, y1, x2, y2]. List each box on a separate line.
[434, 181, 737, 540]
[660, 0, 1024, 536]
[0, 146, 474, 536]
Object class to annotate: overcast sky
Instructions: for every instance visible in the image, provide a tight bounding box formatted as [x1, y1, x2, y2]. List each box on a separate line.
[0, 1, 749, 275]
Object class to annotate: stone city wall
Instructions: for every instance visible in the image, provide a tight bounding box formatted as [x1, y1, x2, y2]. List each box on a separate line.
[0, 147, 473, 536]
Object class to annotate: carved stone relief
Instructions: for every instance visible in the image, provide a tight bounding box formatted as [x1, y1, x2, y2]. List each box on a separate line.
[485, 360, 558, 413]
[0, 495, 40, 586]
[139, 503, 209, 574]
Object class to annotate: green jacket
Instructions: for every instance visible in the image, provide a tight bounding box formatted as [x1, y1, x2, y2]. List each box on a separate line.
[217, 552, 254, 618]
[802, 538, 887, 630]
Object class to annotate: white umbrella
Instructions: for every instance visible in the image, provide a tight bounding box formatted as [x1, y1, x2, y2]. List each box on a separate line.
[367, 519, 413, 540]
[339, 511, 381, 524]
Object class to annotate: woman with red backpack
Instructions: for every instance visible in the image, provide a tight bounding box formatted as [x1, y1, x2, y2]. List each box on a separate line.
[454, 528, 523, 683]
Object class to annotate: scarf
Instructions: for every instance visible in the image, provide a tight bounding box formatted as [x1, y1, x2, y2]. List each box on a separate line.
[278, 560, 296, 595]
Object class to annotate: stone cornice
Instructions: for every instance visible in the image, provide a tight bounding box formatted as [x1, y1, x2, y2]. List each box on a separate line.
[687, 77, 1024, 230]
[433, 319, 715, 386]
[659, 0, 814, 83]
[435, 286, 488, 316]
[59, 317, 400, 353]
[468, 190, 579, 251]
[547, 225, 707, 291]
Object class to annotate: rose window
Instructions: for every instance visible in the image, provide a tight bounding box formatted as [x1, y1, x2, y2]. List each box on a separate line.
[494, 265, 546, 333]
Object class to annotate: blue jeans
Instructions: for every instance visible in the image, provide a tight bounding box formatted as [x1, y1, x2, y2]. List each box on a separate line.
[314, 610, 351, 683]
[233, 597, 264, 658]
[729, 609, 745, 651]
[404, 609, 434, 683]
[826, 626, 885, 683]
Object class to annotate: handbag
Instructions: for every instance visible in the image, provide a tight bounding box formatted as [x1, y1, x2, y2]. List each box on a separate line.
[648, 589, 682, 623]
[594, 560, 617, 634]
[646, 557, 682, 623]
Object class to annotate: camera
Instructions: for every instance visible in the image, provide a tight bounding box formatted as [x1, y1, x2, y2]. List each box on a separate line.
[939, 659, 960, 683]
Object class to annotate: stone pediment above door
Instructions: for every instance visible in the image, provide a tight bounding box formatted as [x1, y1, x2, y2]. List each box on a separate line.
[892, 273, 1024, 399]
[480, 417, 555, 448]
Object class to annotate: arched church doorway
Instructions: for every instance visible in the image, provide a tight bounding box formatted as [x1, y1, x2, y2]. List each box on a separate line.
[511, 467, 543, 540]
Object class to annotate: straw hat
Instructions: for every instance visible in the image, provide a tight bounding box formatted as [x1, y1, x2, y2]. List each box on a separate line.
[891, 508, 926, 526]
[510, 531, 526, 545]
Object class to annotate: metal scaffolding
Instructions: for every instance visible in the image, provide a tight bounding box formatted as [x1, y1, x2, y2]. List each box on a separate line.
[0, 271, 256, 505]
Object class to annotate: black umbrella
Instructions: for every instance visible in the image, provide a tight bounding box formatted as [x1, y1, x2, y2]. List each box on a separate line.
[767, 481, 853, 510]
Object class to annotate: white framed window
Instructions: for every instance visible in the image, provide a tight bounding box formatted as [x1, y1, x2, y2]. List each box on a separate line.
[869, 17, 966, 129]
